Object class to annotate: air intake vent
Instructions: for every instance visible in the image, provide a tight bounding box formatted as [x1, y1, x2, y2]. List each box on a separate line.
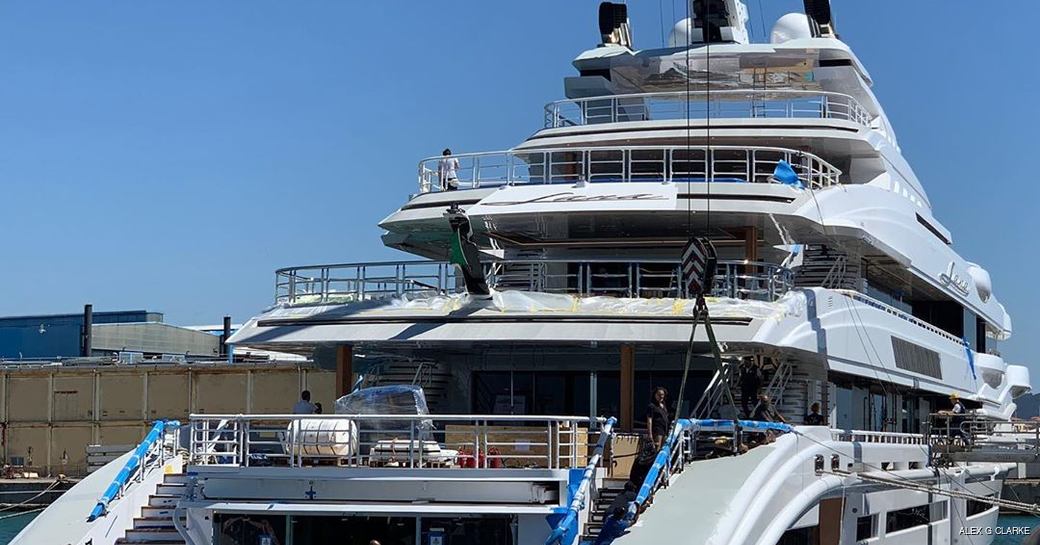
[891, 337, 942, 379]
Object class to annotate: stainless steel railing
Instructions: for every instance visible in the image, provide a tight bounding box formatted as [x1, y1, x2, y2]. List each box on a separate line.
[417, 145, 841, 194]
[275, 259, 794, 305]
[189, 414, 607, 470]
[275, 260, 456, 305]
[543, 90, 872, 129]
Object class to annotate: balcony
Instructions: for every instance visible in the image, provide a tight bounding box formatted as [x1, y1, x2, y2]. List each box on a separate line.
[417, 145, 841, 194]
[275, 259, 794, 306]
[543, 90, 872, 129]
[189, 413, 605, 470]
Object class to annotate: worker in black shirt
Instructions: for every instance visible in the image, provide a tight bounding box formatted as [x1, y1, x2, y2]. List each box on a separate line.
[804, 402, 826, 426]
[645, 387, 670, 450]
[738, 359, 763, 418]
[752, 394, 786, 423]
[594, 481, 639, 545]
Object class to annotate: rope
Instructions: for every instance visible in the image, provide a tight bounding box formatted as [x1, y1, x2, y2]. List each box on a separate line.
[822, 468, 1040, 515]
[0, 506, 45, 521]
[0, 479, 63, 514]
[790, 427, 1040, 520]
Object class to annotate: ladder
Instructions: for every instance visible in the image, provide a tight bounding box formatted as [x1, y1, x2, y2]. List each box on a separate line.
[692, 358, 794, 420]
[692, 361, 736, 420]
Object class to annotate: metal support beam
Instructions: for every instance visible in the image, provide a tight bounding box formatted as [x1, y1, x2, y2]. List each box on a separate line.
[744, 226, 759, 275]
[620, 344, 635, 432]
[336, 345, 354, 398]
[82, 304, 93, 357]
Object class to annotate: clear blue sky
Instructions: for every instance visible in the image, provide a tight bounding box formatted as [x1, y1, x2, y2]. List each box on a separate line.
[1, 2, 1036, 368]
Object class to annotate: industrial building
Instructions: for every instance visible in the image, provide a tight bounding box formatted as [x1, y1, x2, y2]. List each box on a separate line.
[0, 307, 223, 361]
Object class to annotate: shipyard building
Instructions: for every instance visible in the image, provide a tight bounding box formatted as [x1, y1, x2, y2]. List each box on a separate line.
[0, 309, 220, 361]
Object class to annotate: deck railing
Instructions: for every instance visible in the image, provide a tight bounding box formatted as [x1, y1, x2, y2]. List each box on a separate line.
[275, 259, 794, 306]
[543, 90, 872, 129]
[418, 145, 841, 194]
[830, 429, 928, 445]
[189, 414, 608, 470]
[87, 420, 180, 521]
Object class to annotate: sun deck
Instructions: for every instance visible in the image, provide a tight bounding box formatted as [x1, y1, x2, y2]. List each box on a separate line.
[543, 89, 871, 129]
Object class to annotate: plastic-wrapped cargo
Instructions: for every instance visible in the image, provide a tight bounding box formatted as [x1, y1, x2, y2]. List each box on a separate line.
[335, 385, 433, 444]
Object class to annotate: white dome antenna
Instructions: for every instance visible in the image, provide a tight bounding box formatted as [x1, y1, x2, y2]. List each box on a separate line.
[770, 13, 812, 44]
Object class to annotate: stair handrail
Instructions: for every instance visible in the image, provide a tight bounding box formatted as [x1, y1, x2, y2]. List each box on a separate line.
[87, 419, 180, 521]
[622, 419, 793, 525]
[692, 361, 736, 419]
[544, 417, 617, 545]
[762, 359, 793, 409]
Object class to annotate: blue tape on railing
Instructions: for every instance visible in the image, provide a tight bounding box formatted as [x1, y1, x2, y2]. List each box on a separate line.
[619, 419, 792, 528]
[544, 417, 617, 545]
[963, 338, 977, 381]
[87, 420, 180, 522]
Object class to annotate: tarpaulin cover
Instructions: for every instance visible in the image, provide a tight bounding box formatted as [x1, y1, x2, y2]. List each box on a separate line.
[334, 385, 432, 441]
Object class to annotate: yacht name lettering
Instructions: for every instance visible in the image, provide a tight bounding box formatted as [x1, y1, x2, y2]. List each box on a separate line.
[484, 192, 668, 206]
[939, 261, 971, 296]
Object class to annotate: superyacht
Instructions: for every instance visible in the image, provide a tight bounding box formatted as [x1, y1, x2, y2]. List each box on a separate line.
[13, 1, 1034, 544]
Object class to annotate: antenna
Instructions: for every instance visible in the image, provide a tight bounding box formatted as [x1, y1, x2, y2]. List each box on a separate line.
[802, 0, 837, 38]
[599, 2, 634, 48]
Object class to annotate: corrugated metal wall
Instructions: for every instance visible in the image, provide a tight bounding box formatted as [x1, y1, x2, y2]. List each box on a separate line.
[0, 362, 335, 475]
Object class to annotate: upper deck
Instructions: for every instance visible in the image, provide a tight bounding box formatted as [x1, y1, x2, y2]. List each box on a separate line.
[543, 89, 871, 131]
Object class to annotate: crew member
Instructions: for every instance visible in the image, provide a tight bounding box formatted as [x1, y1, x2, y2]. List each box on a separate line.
[438, 148, 460, 191]
[645, 387, 670, 450]
[292, 390, 317, 414]
[738, 358, 764, 418]
[804, 402, 826, 426]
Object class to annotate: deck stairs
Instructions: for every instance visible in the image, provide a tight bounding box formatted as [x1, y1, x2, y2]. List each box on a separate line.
[793, 245, 861, 290]
[115, 473, 187, 545]
[359, 359, 452, 410]
[579, 479, 629, 543]
[693, 358, 795, 421]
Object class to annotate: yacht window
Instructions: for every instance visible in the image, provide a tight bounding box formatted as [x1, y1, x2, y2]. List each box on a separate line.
[776, 526, 815, 545]
[916, 214, 951, 245]
[975, 316, 988, 354]
[967, 498, 996, 517]
[886, 502, 945, 533]
[215, 514, 287, 545]
[910, 300, 964, 338]
[856, 514, 877, 541]
[963, 308, 978, 351]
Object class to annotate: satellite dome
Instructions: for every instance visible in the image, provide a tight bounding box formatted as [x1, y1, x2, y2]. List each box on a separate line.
[668, 18, 693, 48]
[770, 13, 812, 44]
[966, 263, 992, 302]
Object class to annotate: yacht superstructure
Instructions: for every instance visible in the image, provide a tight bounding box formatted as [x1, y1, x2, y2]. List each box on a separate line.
[16, 2, 1034, 545]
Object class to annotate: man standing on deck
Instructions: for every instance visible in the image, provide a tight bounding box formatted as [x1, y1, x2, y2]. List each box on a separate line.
[438, 148, 460, 191]
[737, 358, 764, 418]
[292, 390, 317, 414]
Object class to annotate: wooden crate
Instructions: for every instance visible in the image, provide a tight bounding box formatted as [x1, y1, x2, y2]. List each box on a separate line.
[443, 424, 590, 468]
[608, 433, 642, 479]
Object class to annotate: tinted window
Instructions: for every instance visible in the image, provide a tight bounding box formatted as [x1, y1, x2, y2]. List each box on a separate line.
[967, 499, 995, 517]
[886, 505, 929, 533]
[857, 514, 876, 540]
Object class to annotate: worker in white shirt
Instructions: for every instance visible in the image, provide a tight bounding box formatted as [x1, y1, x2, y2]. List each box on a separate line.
[292, 390, 317, 414]
[438, 148, 460, 191]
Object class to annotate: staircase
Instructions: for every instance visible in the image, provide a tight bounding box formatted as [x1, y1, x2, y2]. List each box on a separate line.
[580, 480, 628, 544]
[362, 359, 453, 411]
[793, 245, 861, 290]
[694, 358, 795, 420]
[692, 361, 737, 419]
[116, 473, 187, 545]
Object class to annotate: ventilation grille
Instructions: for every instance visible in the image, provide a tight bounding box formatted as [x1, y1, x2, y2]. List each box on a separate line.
[891, 337, 942, 379]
